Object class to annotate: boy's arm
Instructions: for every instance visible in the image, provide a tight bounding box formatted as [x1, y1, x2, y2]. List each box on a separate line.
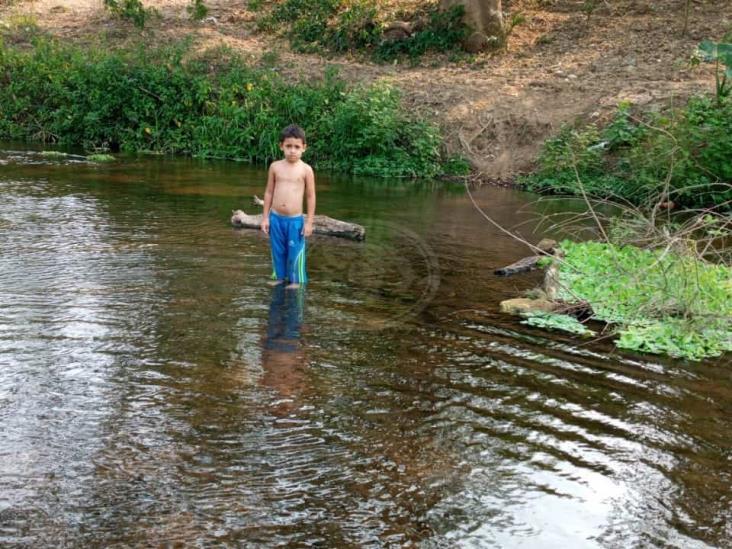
[261, 164, 275, 234]
[303, 166, 316, 237]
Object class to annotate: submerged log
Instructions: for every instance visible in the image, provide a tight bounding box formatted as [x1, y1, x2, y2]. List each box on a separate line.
[231, 210, 366, 241]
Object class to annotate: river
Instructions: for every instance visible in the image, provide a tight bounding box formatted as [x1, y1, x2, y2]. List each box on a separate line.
[1, 147, 730, 547]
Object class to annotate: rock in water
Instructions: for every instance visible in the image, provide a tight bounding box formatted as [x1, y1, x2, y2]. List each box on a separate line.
[499, 298, 558, 315]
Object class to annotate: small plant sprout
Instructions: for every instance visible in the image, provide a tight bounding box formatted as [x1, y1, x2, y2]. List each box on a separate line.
[698, 40, 732, 104]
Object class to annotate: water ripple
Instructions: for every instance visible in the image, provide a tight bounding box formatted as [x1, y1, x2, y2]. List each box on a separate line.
[1, 157, 730, 547]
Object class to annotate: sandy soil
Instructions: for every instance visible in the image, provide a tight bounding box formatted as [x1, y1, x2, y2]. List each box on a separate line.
[2, 0, 730, 179]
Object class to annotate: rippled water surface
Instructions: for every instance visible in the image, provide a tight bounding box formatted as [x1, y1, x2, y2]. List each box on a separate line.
[1, 147, 731, 548]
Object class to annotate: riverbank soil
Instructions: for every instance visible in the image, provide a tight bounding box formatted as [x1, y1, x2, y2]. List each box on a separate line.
[1, 0, 729, 179]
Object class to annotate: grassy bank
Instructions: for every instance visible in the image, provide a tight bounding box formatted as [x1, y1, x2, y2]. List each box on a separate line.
[520, 94, 732, 210]
[0, 38, 462, 178]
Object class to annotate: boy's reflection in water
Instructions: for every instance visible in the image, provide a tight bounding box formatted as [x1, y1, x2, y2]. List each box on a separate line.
[261, 285, 307, 415]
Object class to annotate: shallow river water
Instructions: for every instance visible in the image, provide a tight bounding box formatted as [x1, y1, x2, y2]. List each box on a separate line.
[1, 148, 731, 548]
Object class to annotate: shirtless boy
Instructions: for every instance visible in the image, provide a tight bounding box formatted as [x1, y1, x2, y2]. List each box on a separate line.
[261, 125, 316, 289]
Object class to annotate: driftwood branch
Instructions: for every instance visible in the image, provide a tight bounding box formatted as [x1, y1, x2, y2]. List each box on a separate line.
[493, 239, 557, 276]
[543, 249, 563, 301]
[235, 195, 366, 241]
[494, 255, 542, 276]
[231, 210, 366, 241]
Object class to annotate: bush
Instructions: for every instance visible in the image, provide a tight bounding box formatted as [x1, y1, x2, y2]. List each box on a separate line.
[520, 96, 732, 209]
[373, 5, 468, 61]
[259, 0, 468, 61]
[103, 0, 152, 28]
[0, 39, 457, 178]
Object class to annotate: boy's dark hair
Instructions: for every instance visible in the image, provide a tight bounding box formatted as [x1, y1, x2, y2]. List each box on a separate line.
[279, 124, 306, 144]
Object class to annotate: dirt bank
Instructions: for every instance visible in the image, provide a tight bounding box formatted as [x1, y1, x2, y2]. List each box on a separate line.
[2, 0, 729, 179]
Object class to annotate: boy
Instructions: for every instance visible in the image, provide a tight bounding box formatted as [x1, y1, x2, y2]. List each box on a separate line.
[261, 124, 316, 289]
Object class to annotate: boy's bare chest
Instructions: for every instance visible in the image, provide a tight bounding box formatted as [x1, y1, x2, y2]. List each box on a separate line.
[273, 165, 306, 186]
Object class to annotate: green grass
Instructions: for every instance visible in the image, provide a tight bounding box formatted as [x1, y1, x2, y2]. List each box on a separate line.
[553, 240, 732, 360]
[39, 150, 68, 159]
[0, 38, 460, 178]
[87, 153, 116, 162]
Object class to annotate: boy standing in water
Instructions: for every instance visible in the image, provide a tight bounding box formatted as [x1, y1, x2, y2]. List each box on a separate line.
[261, 125, 316, 289]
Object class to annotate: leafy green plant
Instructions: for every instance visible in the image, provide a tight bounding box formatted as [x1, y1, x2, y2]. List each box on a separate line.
[258, 1, 468, 62]
[374, 4, 468, 61]
[5, 13, 39, 31]
[698, 40, 732, 103]
[442, 155, 471, 176]
[39, 150, 67, 159]
[602, 101, 646, 150]
[520, 122, 624, 196]
[521, 311, 596, 336]
[187, 0, 208, 21]
[0, 13, 41, 42]
[502, 11, 526, 50]
[326, 1, 381, 52]
[87, 153, 115, 162]
[521, 93, 732, 209]
[556, 240, 732, 360]
[582, 0, 601, 22]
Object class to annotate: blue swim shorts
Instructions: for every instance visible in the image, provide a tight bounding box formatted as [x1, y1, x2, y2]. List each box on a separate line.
[269, 210, 307, 284]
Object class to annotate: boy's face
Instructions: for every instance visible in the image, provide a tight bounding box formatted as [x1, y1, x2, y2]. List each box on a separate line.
[280, 137, 306, 163]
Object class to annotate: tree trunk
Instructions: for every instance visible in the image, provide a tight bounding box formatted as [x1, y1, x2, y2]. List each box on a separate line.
[440, 0, 503, 51]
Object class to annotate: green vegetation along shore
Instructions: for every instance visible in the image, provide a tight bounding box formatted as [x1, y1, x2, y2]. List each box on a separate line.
[0, 38, 463, 178]
[553, 241, 731, 361]
[519, 40, 732, 211]
[512, 40, 732, 361]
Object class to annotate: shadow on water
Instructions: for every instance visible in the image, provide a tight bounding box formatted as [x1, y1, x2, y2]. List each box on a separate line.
[1, 146, 731, 547]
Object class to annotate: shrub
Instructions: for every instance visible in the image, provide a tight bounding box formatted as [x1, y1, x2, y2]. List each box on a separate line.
[103, 0, 152, 28]
[521, 95, 732, 209]
[187, 0, 208, 21]
[0, 39, 456, 178]
[259, 0, 468, 61]
[374, 4, 468, 61]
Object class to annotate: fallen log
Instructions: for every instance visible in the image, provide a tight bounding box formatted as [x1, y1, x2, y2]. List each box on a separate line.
[493, 239, 558, 276]
[231, 210, 366, 241]
[494, 255, 543, 276]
